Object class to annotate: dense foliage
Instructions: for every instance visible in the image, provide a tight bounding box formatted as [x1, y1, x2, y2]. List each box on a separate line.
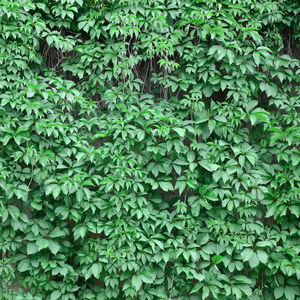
[0, 0, 300, 299]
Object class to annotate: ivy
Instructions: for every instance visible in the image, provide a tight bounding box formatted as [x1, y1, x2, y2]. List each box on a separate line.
[0, 0, 300, 299]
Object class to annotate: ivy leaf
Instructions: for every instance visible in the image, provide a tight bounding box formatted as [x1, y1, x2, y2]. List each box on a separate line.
[18, 260, 30, 272]
[202, 286, 210, 299]
[257, 250, 268, 264]
[253, 52, 261, 65]
[187, 151, 195, 162]
[274, 287, 284, 299]
[241, 248, 253, 262]
[173, 127, 186, 137]
[197, 233, 209, 246]
[159, 181, 173, 192]
[227, 49, 235, 65]
[27, 243, 39, 255]
[248, 253, 259, 268]
[49, 227, 65, 238]
[137, 130, 145, 141]
[175, 181, 186, 195]
[200, 160, 219, 172]
[50, 291, 61, 300]
[140, 271, 155, 284]
[132, 275, 142, 290]
[91, 263, 102, 279]
[8, 205, 20, 220]
[285, 286, 296, 300]
[36, 238, 49, 251]
[26, 87, 35, 98]
[49, 240, 60, 255]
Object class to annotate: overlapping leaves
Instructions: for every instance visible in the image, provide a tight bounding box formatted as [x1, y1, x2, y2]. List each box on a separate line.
[0, 0, 299, 299]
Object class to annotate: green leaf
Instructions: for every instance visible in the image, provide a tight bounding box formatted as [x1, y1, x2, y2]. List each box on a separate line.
[49, 240, 60, 255]
[159, 181, 173, 192]
[140, 271, 155, 284]
[187, 151, 195, 162]
[211, 255, 223, 264]
[91, 263, 102, 279]
[274, 287, 284, 299]
[175, 181, 186, 195]
[132, 275, 142, 290]
[27, 243, 39, 255]
[173, 127, 186, 137]
[36, 238, 49, 251]
[18, 260, 30, 272]
[27, 87, 35, 98]
[253, 52, 261, 65]
[8, 205, 20, 220]
[137, 130, 145, 141]
[290, 205, 300, 218]
[285, 286, 296, 300]
[49, 227, 65, 238]
[50, 290, 61, 300]
[208, 45, 219, 56]
[203, 85, 213, 97]
[227, 49, 235, 65]
[45, 184, 57, 196]
[250, 110, 270, 124]
[200, 160, 219, 172]
[173, 164, 182, 175]
[245, 100, 258, 113]
[52, 185, 61, 199]
[257, 250, 268, 264]
[197, 233, 209, 245]
[248, 252, 259, 268]
[205, 191, 218, 201]
[202, 286, 210, 299]
[241, 248, 253, 262]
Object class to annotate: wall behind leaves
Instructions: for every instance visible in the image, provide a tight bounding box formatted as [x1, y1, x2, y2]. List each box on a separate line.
[0, 0, 299, 299]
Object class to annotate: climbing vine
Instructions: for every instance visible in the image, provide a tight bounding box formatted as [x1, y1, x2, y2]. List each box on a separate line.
[0, 0, 299, 299]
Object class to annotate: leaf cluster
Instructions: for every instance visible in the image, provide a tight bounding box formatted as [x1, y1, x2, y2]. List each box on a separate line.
[0, 0, 299, 299]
